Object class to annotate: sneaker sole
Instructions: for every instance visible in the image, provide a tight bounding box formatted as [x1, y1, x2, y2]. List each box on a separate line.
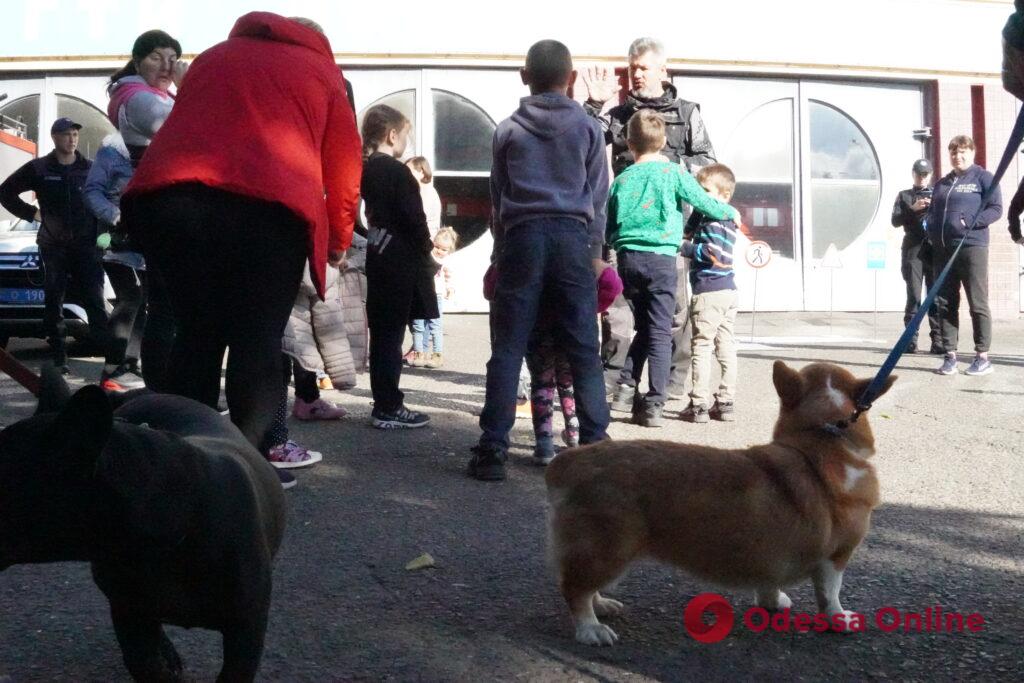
[373, 418, 430, 429]
[936, 368, 958, 376]
[279, 478, 297, 490]
[964, 368, 994, 376]
[270, 450, 323, 469]
[293, 412, 346, 421]
[469, 466, 506, 481]
[682, 415, 710, 423]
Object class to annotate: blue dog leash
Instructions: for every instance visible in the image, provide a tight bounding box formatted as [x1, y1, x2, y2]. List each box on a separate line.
[831, 107, 1024, 430]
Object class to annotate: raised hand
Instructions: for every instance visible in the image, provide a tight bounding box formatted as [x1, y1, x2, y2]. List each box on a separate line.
[581, 65, 621, 105]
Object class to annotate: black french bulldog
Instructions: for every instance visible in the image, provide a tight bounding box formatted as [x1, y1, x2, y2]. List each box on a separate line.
[0, 369, 286, 681]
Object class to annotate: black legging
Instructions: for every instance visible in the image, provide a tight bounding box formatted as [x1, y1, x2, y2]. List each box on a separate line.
[129, 183, 308, 454]
[102, 261, 147, 370]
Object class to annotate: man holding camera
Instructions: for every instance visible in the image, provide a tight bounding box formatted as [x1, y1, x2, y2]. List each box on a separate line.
[891, 158, 942, 355]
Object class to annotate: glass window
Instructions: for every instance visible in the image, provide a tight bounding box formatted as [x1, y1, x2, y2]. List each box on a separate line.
[0, 95, 40, 144]
[434, 176, 491, 249]
[57, 94, 115, 160]
[724, 99, 795, 258]
[432, 90, 493, 172]
[808, 101, 881, 258]
[357, 90, 416, 157]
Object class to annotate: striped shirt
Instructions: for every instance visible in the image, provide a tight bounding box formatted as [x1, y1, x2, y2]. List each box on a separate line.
[681, 215, 738, 294]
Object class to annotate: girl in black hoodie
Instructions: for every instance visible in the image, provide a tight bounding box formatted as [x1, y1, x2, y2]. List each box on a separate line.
[360, 105, 437, 428]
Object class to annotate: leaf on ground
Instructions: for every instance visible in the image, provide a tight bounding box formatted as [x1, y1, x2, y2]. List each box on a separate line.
[405, 553, 435, 571]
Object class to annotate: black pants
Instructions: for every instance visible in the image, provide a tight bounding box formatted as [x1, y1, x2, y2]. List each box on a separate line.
[140, 265, 176, 391]
[366, 234, 436, 414]
[292, 358, 319, 403]
[615, 249, 678, 406]
[900, 242, 940, 346]
[130, 184, 308, 454]
[38, 242, 108, 350]
[103, 261, 147, 368]
[932, 244, 992, 354]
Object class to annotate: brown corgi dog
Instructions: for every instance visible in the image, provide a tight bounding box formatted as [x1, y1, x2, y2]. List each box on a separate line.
[545, 361, 896, 646]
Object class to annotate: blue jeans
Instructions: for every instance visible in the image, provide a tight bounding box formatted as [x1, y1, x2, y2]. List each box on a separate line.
[479, 218, 609, 451]
[411, 295, 444, 353]
[615, 249, 678, 405]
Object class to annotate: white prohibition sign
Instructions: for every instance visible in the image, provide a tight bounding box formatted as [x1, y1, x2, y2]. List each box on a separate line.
[745, 241, 772, 269]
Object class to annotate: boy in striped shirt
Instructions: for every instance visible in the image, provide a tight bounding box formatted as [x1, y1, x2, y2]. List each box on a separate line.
[680, 164, 740, 423]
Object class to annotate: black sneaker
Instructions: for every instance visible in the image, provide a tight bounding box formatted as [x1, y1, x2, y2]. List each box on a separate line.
[710, 401, 735, 422]
[371, 405, 430, 430]
[680, 403, 710, 423]
[467, 444, 507, 481]
[632, 402, 664, 428]
[275, 468, 297, 490]
[610, 383, 636, 413]
[906, 342, 918, 354]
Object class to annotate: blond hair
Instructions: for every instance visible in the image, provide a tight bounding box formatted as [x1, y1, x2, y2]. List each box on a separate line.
[434, 226, 458, 251]
[696, 163, 737, 202]
[626, 109, 666, 156]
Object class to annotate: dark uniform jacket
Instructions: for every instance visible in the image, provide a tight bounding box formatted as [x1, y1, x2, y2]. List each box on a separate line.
[584, 83, 716, 176]
[890, 186, 932, 249]
[0, 151, 96, 247]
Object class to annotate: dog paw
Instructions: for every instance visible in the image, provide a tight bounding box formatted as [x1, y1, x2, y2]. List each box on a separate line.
[755, 589, 792, 611]
[575, 621, 619, 646]
[593, 595, 625, 617]
[829, 609, 859, 634]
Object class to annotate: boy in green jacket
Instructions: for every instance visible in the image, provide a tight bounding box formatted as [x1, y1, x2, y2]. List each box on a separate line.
[606, 109, 739, 426]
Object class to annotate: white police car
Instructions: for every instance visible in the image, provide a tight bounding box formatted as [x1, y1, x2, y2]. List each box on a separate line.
[0, 217, 113, 348]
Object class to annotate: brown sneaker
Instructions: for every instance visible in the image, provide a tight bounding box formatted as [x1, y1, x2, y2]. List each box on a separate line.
[411, 351, 428, 367]
[425, 352, 443, 368]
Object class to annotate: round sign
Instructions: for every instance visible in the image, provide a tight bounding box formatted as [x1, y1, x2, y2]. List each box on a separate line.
[745, 241, 772, 269]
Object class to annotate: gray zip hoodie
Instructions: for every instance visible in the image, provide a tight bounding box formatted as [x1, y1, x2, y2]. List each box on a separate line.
[489, 93, 608, 257]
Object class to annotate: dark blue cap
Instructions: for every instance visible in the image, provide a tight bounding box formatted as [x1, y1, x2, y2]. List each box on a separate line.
[50, 117, 82, 134]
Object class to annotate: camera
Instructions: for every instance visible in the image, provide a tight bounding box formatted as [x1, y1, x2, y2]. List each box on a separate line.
[917, 187, 933, 198]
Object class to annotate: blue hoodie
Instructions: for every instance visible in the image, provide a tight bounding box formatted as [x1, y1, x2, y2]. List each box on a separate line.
[926, 165, 1003, 248]
[489, 93, 609, 257]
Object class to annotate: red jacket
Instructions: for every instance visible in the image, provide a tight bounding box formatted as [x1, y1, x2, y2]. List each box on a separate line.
[125, 12, 362, 298]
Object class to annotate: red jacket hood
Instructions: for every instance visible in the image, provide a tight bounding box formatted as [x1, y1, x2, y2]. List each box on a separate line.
[229, 11, 333, 58]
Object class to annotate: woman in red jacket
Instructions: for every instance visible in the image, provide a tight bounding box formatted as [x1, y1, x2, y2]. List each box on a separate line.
[123, 12, 361, 476]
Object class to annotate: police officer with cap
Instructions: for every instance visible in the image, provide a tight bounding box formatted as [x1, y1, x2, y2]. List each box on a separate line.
[0, 117, 108, 372]
[891, 158, 942, 354]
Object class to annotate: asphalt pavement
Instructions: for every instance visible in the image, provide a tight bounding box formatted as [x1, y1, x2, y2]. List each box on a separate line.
[0, 312, 1022, 682]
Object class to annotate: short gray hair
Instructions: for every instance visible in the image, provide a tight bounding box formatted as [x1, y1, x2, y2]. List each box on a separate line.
[628, 37, 665, 62]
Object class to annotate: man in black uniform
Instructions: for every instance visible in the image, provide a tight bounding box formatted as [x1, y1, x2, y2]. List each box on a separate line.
[582, 36, 716, 403]
[0, 117, 107, 371]
[890, 158, 942, 354]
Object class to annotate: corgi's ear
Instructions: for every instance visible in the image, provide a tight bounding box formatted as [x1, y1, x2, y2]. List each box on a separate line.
[773, 360, 804, 410]
[35, 365, 71, 415]
[56, 385, 112, 467]
[853, 375, 898, 403]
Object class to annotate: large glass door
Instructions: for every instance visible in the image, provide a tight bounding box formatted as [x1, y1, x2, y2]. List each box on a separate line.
[677, 75, 923, 311]
[674, 76, 803, 311]
[346, 68, 520, 312]
[800, 81, 923, 312]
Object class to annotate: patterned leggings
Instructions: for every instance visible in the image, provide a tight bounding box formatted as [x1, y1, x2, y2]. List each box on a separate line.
[526, 341, 579, 447]
[264, 354, 320, 452]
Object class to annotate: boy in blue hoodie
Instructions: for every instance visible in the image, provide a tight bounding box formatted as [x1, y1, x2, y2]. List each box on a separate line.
[926, 135, 1002, 377]
[470, 40, 610, 482]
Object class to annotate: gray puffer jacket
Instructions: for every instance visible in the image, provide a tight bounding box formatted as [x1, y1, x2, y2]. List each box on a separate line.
[283, 263, 364, 389]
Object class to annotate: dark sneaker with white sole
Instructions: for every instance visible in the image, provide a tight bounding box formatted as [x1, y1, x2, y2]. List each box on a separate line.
[710, 401, 735, 422]
[372, 406, 430, 429]
[632, 403, 664, 428]
[680, 403, 710, 423]
[467, 444, 507, 481]
[964, 356, 993, 376]
[275, 469, 297, 490]
[936, 354, 958, 376]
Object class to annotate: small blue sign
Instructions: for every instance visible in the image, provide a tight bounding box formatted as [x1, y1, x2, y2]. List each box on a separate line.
[866, 241, 887, 270]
